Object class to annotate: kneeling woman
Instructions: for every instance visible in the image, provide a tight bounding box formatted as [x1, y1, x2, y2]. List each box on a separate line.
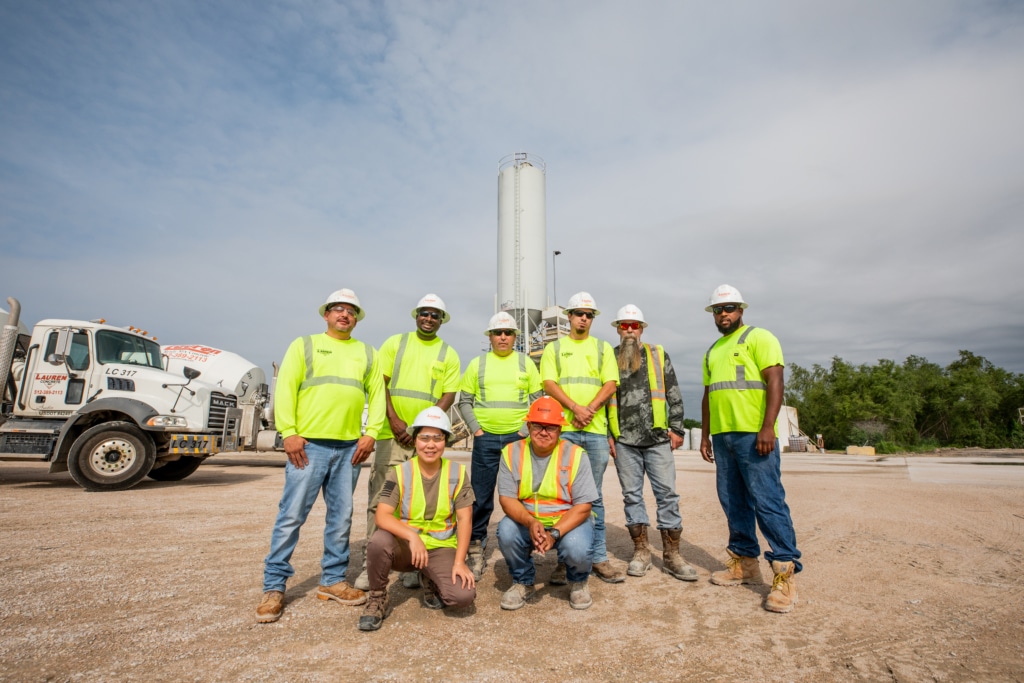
[359, 406, 476, 631]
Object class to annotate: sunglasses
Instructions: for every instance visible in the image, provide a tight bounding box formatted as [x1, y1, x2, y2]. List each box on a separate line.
[491, 330, 516, 337]
[529, 423, 561, 434]
[569, 310, 595, 319]
[418, 310, 442, 320]
[711, 304, 740, 315]
[618, 322, 641, 330]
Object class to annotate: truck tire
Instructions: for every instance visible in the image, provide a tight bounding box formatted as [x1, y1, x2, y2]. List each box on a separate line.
[147, 456, 203, 481]
[67, 422, 156, 492]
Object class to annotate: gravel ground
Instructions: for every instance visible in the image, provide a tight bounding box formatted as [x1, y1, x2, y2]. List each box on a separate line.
[1, 449, 1022, 682]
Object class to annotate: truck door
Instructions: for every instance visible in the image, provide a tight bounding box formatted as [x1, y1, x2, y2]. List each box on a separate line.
[22, 328, 92, 417]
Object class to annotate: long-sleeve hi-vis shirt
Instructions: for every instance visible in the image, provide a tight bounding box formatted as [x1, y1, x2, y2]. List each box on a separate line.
[274, 334, 386, 441]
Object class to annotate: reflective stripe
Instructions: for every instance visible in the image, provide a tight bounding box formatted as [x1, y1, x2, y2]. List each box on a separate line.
[391, 332, 450, 403]
[395, 458, 464, 547]
[477, 352, 528, 410]
[706, 327, 766, 394]
[390, 388, 436, 401]
[298, 335, 373, 394]
[560, 376, 602, 386]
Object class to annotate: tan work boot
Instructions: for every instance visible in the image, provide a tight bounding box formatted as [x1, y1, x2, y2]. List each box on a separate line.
[256, 590, 284, 623]
[549, 562, 568, 586]
[467, 539, 485, 581]
[591, 560, 626, 584]
[358, 588, 390, 631]
[710, 549, 763, 586]
[569, 580, 592, 610]
[626, 524, 652, 577]
[764, 560, 798, 613]
[661, 528, 698, 581]
[316, 581, 367, 605]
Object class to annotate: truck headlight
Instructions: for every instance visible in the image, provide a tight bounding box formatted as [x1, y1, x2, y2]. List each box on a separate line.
[147, 415, 188, 428]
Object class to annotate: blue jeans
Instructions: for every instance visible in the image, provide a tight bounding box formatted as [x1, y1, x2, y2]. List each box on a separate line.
[497, 516, 593, 584]
[470, 431, 525, 543]
[614, 440, 682, 529]
[712, 432, 802, 572]
[561, 430, 610, 563]
[263, 439, 359, 592]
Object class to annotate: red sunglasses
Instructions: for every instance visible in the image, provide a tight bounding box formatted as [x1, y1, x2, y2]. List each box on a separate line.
[618, 322, 641, 330]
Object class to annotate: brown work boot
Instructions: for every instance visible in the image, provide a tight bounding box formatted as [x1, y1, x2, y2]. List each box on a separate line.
[256, 590, 284, 623]
[661, 528, 698, 581]
[549, 562, 568, 586]
[591, 560, 626, 584]
[421, 572, 443, 610]
[626, 524, 652, 577]
[467, 539, 485, 580]
[358, 589, 390, 631]
[764, 561, 798, 613]
[316, 581, 367, 606]
[710, 549, 763, 586]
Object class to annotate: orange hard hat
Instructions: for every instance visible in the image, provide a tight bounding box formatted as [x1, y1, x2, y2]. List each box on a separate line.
[523, 396, 567, 426]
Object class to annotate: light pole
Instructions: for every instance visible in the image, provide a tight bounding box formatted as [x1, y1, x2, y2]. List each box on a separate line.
[552, 250, 561, 307]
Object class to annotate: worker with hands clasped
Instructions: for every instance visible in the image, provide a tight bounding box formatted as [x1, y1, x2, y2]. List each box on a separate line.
[359, 407, 476, 631]
[539, 291, 624, 584]
[354, 293, 462, 591]
[607, 304, 698, 582]
[257, 288, 384, 623]
[496, 397, 599, 611]
[699, 284, 802, 613]
[457, 311, 543, 580]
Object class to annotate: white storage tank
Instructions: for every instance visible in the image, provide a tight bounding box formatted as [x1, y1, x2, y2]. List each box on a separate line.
[497, 152, 547, 335]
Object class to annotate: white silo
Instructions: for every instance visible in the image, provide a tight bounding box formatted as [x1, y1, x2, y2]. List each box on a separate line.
[497, 152, 547, 343]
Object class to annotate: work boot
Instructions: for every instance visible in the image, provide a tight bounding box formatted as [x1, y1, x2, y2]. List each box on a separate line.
[660, 528, 698, 581]
[421, 572, 443, 610]
[549, 562, 568, 586]
[255, 590, 284, 623]
[626, 524, 652, 577]
[710, 549, 764, 586]
[401, 571, 421, 588]
[569, 580, 592, 610]
[764, 561, 798, 613]
[592, 560, 626, 584]
[353, 573, 370, 591]
[500, 583, 536, 611]
[467, 539, 485, 581]
[358, 589, 390, 631]
[316, 581, 366, 605]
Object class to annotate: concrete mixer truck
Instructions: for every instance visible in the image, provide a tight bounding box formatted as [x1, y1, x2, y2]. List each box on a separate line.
[0, 297, 280, 492]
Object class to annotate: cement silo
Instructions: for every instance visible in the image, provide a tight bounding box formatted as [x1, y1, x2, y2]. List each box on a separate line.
[497, 153, 547, 340]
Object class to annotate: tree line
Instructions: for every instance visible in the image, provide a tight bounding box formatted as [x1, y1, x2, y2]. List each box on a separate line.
[783, 351, 1024, 453]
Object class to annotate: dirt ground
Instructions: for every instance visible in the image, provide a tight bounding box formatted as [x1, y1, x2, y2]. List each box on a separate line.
[1, 449, 1022, 683]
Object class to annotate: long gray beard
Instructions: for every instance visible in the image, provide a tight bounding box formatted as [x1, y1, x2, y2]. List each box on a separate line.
[618, 337, 642, 375]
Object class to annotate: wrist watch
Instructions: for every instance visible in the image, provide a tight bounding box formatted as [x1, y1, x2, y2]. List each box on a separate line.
[548, 528, 561, 542]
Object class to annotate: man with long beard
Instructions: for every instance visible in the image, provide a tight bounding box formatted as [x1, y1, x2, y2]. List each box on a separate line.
[607, 304, 697, 582]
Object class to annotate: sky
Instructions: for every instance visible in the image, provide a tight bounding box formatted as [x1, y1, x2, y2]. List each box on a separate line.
[2, 0, 1023, 414]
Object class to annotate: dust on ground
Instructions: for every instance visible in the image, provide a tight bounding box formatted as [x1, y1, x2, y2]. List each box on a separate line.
[1, 449, 1022, 682]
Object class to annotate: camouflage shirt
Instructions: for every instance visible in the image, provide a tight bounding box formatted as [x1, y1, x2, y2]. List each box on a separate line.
[612, 344, 686, 447]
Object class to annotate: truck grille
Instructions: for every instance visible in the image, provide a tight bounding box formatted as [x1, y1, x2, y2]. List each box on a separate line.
[207, 392, 237, 431]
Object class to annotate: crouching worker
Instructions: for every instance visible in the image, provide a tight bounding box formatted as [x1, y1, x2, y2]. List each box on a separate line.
[359, 407, 476, 631]
[496, 397, 598, 611]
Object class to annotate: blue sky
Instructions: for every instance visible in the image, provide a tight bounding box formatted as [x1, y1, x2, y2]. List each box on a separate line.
[2, 1, 1023, 412]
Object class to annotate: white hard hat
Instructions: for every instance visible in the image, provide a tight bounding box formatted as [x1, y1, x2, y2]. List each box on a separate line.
[611, 304, 647, 328]
[405, 406, 453, 438]
[565, 291, 600, 316]
[485, 311, 518, 335]
[705, 284, 748, 312]
[319, 288, 365, 320]
[411, 293, 450, 324]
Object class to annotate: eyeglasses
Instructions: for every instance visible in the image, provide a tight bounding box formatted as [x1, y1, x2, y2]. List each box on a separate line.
[418, 310, 441, 320]
[528, 423, 561, 434]
[328, 305, 358, 315]
[618, 321, 641, 330]
[711, 304, 740, 315]
[569, 310, 595, 319]
[416, 433, 446, 443]
[491, 330, 516, 337]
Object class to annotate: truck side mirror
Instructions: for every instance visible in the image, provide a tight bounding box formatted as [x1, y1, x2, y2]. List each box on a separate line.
[183, 367, 201, 381]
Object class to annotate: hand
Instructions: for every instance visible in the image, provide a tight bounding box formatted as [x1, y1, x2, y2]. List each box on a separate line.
[608, 437, 617, 459]
[474, 429, 484, 437]
[756, 426, 776, 456]
[529, 520, 548, 552]
[534, 529, 555, 553]
[408, 534, 429, 569]
[669, 430, 683, 451]
[700, 436, 714, 464]
[283, 435, 309, 469]
[571, 403, 595, 427]
[452, 560, 476, 590]
[390, 416, 411, 447]
[352, 435, 376, 465]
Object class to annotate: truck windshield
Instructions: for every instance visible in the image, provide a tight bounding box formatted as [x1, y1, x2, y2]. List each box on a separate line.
[95, 330, 164, 369]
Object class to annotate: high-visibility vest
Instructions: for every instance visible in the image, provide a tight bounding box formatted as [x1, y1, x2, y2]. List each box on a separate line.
[299, 335, 374, 395]
[703, 325, 782, 435]
[502, 438, 584, 528]
[389, 332, 453, 407]
[393, 457, 466, 550]
[607, 343, 668, 439]
[704, 326, 765, 393]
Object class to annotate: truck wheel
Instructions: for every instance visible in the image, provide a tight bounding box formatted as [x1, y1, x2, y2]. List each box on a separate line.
[147, 456, 203, 481]
[68, 422, 156, 492]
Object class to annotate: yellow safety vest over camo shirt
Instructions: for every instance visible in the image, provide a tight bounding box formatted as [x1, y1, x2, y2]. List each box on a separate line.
[608, 343, 686, 446]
